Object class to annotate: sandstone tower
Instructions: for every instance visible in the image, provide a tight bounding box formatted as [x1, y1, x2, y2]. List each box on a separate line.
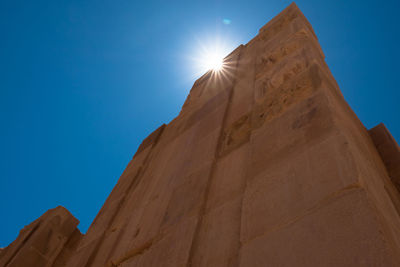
[2, 3, 400, 266]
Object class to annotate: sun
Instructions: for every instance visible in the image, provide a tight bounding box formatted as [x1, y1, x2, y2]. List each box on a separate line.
[185, 34, 236, 79]
[204, 52, 224, 71]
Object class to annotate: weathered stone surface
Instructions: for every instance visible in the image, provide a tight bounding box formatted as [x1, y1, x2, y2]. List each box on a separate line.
[191, 198, 242, 267]
[0, 206, 81, 267]
[370, 123, 400, 192]
[3, 2, 400, 267]
[207, 143, 250, 211]
[239, 189, 396, 267]
[242, 132, 359, 243]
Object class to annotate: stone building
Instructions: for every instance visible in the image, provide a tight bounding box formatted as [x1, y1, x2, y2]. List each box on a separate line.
[2, 3, 400, 266]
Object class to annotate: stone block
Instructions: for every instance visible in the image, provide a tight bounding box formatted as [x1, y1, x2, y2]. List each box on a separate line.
[180, 126, 221, 178]
[207, 143, 249, 211]
[239, 189, 396, 267]
[161, 165, 211, 230]
[220, 114, 251, 157]
[112, 217, 197, 267]
[250, 91, 335, 179]
[191, 198, 242, 267]
[225, 45, 257, 126]
[369, 123, 400, 191]
[251, 63, 324, 130]
[242, 132, 358, 242]
[0, 207, 81, 267]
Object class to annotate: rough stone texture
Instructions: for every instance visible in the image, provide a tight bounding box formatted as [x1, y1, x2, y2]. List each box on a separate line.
[369, 123, 400, 192]
[0, 206, 82, 267]
[2, 3, 400, 266]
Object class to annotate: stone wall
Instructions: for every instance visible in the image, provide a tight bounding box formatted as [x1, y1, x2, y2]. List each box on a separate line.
[2, 3, 400, 267]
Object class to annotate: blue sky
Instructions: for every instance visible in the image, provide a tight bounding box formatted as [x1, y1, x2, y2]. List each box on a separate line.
[1, 0, 399, 246]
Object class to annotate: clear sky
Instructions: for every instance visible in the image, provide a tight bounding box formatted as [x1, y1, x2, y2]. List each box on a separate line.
[1, 0, 399, 247]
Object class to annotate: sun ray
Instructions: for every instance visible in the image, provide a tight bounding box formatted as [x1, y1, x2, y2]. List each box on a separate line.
[186, 33, 237, 80]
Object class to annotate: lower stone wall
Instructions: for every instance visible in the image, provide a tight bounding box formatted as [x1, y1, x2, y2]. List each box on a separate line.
[0, 206, 81, 267]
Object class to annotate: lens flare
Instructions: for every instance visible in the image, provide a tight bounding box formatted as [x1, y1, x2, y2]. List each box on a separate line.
[183, 33, 237, 82]
[203, 52, 224, 71]
[194, 40, 231, 74]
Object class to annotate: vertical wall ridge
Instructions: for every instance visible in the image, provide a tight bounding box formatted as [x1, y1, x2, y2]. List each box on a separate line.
[185, 45, 244, 267]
